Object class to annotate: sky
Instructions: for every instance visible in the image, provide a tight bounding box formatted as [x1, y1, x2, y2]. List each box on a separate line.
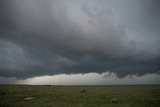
[0, 0, 160, 85]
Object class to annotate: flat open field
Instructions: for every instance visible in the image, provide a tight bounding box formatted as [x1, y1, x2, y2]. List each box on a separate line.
[0, 85, 160, 107]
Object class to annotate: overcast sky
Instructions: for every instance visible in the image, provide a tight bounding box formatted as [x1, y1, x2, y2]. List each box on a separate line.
[0, 0, 160, 84]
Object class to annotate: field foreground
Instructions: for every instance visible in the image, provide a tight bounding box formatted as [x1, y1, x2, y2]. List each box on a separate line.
[0, 85, 160, 107]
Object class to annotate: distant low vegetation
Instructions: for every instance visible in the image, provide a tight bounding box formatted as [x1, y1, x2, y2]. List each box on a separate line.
[0, 85, 160, 107]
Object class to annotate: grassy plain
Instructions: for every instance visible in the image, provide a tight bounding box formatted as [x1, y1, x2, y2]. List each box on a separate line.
[0, 85, 160, 107]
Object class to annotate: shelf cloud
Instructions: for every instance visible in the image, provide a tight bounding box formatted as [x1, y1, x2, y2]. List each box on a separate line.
[0, 0, 160, 80]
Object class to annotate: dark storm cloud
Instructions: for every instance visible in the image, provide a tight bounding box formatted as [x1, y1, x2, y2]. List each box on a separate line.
[0, 0, 160, 78]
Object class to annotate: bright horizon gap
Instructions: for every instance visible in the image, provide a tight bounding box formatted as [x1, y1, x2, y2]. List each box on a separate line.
[0, 72, 159, 85]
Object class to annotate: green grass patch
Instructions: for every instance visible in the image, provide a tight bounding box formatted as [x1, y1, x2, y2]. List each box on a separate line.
[0, 85, 160, 107]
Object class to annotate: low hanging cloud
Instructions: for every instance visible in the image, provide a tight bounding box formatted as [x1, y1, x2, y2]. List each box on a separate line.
[0, 72, 160, 85]
[0, 0, 160, 79]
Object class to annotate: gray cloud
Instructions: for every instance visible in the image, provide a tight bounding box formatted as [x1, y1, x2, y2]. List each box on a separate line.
[0, 0, 160, 78]
[1, 72, 160, 85]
